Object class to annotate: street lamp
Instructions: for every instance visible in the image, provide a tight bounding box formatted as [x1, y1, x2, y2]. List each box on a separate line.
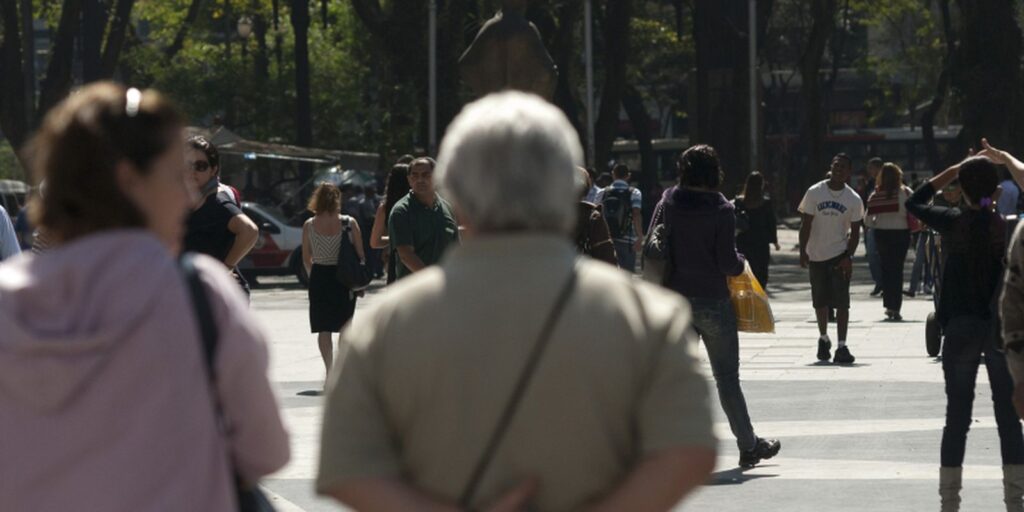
[237, 15, 254, 39]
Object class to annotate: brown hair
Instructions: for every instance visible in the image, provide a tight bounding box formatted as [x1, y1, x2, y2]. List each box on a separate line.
[876, 162, 904, 196]
[307, 183, 342, 214]
[27, 82, 183, 244]
[742, 171, 765, 203]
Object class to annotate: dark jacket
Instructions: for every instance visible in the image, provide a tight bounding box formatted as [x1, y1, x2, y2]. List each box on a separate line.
[651, 186, 746, 300]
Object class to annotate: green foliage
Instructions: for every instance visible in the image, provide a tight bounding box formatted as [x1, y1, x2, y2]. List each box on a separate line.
[852, 0, 946, 125]
[0, 140, 25, 181]
[628, 13, 693, 122]
[122, 0, 376, 150]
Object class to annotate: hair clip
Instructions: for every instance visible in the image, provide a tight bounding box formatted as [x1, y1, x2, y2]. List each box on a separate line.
[981, 197, 994, 208]
[125, 88, 142, 118]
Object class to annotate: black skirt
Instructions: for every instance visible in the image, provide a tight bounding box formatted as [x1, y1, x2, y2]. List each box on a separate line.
[309, 264, 357, 333]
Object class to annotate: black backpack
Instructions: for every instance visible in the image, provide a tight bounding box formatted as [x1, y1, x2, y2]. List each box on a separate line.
[602, 187, 634, 239]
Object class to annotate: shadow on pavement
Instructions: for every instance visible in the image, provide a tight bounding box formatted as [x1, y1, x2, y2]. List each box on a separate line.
[707, 466, 780, 486]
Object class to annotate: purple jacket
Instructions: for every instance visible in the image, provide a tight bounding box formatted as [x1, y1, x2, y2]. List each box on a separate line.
[650, 186, 746, 300]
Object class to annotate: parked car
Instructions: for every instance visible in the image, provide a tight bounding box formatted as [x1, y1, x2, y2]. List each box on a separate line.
[238, 202, 308, 286]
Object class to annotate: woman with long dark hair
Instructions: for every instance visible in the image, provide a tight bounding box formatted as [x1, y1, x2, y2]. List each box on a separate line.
[733, 171, 779, 287]
[865, 163, 914, 321]
[907, 153, 1024, 511]
[370, 162, 412, 284]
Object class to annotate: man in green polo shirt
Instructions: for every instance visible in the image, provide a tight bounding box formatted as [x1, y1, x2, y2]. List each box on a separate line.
[388, 157, 460, 280]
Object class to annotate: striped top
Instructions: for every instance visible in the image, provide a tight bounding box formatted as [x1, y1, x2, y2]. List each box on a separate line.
[865, 187, 911, 230]
[309, 216, 355, 265]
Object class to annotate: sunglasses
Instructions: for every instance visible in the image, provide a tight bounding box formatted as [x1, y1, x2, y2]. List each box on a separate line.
[189, 161, 211, 173]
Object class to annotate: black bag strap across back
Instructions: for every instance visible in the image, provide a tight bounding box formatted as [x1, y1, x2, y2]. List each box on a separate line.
[458, 263, 579, 509]
[181, 254, 219, 376]
[180, 254, 276, 512]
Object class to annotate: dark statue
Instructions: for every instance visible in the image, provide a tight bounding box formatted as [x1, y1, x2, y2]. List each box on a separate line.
[459, 0, 558, 100]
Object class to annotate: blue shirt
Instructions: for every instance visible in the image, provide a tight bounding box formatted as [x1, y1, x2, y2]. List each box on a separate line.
[0, 206, 22, 261]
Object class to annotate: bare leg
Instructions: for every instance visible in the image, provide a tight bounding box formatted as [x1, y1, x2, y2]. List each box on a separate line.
[837, 308, 850, 342]
[815, 308, 829, 337]
[318, 332, 334, 374]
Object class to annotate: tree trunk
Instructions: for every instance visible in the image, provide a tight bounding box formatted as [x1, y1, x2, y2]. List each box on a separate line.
[100, 0, 137, 79]
[254, 13, 270, 82]
[594, 0, 633, 170]
[19, 0, 34, 131]
[921, 0, 953, 173]
[797, 0, 836, 193]
[81, 0, 106, 82]
[952, 0, 1024, 156]
[291, 0, 313, 177]
[693, 0, 750, 190]
[166, 0, 204, 60]
[0, 0, 29, 153]
[622, 84, 658, 213]
[37, 0, 82, 119]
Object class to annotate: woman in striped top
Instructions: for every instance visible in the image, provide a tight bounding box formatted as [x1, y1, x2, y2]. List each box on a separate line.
[302, 183, 365, 375]
[864, 162, 914, 321]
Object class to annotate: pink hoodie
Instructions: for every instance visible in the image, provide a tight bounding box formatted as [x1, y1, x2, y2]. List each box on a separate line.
[0, 230, 289, 511]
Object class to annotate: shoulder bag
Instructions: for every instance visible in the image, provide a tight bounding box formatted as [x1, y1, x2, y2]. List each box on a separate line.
[180, 254, 277, 512]
[642, 200, 674, 286]
[335, 216, 372, 290]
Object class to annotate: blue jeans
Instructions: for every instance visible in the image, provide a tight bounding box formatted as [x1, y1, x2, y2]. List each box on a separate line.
[866, 228, 882, 288]
[940, 316, 1024, 467]
[908, 231, 932, 293]
[614, 240, 636, 273]
[689, 297, 758, 451]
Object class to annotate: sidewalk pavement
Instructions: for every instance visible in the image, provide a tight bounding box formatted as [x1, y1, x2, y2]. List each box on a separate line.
[253, 228, 1009, 511]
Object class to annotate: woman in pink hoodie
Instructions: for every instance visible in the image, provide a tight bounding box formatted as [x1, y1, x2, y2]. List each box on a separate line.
[0, 83, 289, 510]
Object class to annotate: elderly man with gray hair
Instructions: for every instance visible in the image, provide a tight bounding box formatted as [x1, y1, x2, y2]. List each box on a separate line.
[317, 91, 716, 512]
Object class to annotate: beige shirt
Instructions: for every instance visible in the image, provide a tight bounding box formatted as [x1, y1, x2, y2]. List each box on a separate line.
[317, 234, 714, 511]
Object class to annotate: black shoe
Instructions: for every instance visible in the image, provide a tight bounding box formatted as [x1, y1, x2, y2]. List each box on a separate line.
[870, 286, 883, 297]
[903, 289, 916, 298]
[834, 345, 855, 364]
[817, 336, 832, 362]
[885, 310, 903, 322]
[739, 437, 782, 468]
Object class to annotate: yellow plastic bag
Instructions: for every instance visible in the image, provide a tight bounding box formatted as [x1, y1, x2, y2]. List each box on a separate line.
[727, 262, 775, 333]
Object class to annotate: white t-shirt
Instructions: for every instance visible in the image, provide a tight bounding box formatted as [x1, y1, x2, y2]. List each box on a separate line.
[798, 180, 865, 262]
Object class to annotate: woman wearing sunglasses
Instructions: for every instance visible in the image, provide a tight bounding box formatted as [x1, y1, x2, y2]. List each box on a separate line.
[184, 136, 259, 296]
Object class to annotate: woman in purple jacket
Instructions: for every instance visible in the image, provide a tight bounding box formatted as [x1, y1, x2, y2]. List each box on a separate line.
[650, 144, 780, 468]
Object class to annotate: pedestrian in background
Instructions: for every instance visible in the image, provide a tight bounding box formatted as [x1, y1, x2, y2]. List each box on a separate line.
[0, 205, 20, 261]
[862, 158, 884, 296]
[370, 162, 411, 284]
[388, 157, 459, 280]
[318, 92, 716, 512]
[651, 145, 781, 469]
[595, 164, 643, 272]
[302, 183, 365, 377]
[864, 162, 913, 321]
[733, 171, 780, 287]
[0, 82, 288, 510]
[798, 153, 864, 364]
[184, 136, 259, 297]
[908, 147, 1024, 511]
[574, 166, 617, 265]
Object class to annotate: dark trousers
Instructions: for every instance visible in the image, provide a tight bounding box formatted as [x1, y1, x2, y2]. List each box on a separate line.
[874, 229, 910, 312]
[941, 316, 1024, 467]
[738, 240, 770, 287]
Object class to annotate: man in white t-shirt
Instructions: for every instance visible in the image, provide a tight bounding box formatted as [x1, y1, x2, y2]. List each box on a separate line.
[798, 153, 865, 365]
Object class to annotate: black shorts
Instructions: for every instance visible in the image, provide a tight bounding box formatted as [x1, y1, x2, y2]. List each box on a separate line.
[809, 254, 851, 309]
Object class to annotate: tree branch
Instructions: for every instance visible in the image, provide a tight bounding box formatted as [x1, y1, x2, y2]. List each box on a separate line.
[38, 0, 83, 117]
[350, 0, 386, 37]
[165, 0, 204, 60]
[100, 0, 136, 79]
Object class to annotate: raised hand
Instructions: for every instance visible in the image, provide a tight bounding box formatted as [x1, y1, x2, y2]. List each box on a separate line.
[977, 138, 1011, 166]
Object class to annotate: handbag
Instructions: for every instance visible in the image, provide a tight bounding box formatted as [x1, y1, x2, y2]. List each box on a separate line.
[180, 254, 277, 512]
[457, 265, 578, 509]
[335, 216, 371, 290]
[641, 201, 674, 286]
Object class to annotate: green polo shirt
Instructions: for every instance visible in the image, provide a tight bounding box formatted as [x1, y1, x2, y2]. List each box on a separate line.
[388, 192, 459, 280]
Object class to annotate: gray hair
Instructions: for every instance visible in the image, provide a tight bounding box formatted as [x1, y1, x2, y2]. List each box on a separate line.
[436, 91, 583, 234]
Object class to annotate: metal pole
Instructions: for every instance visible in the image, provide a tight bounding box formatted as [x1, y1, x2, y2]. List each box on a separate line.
[428, 0, 438, 156]
[584, 0, 596, 168]
[749, 0, 758, 171]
